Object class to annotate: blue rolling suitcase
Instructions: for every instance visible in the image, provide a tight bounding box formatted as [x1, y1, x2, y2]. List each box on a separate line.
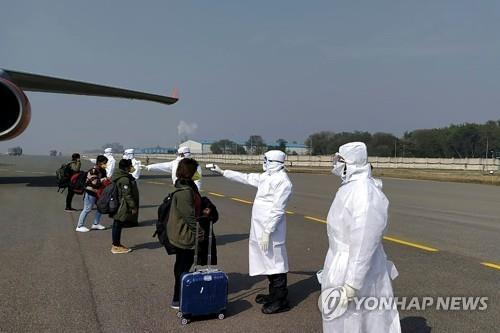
[178, 221, 228, 325]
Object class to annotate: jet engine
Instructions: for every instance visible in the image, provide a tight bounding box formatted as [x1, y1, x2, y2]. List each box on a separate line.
[0, 78, 31, 141]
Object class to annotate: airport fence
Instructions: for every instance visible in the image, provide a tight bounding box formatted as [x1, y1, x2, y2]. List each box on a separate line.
[136, 154, 500, 172]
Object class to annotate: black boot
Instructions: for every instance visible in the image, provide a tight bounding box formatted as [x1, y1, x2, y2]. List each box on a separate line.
[255, 294, 272, 304]
[261, 299, 291, 314]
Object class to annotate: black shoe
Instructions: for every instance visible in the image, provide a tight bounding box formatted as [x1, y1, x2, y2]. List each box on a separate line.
[261, 300, 291, 314]
[255, 294, 272, 304]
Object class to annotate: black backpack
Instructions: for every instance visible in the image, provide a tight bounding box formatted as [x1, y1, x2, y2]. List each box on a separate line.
[153, 189, 183, 255]
[56, 163, 72, 192]
[96, 183, 120, 215]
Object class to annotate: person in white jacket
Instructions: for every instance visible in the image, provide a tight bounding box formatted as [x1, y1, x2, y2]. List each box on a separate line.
[123, 149, 141, 180]
[144, 146, 203, 190]
[103, 148, 116, 178]
[318, 142, 401, 333]
[209, 150, 293, 314]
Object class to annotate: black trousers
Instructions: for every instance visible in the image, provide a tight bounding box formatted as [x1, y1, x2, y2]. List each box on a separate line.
[267, 273, 288, 302]
[65, 189, 75, 209]
[112, 220, 124, 246]
[173, 248, 195, 302]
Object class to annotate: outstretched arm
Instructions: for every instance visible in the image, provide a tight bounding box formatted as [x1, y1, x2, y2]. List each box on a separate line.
[146, 161, 174, 173]
[223, 170, 261, 188]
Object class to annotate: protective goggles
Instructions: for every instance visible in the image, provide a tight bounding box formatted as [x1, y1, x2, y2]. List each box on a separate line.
[264, 157, 284, 164]
[332, 153, 345, 164]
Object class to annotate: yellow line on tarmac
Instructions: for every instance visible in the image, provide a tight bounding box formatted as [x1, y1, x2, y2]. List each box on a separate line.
[286, 211, 295, 215]
[147, 181, 166, 185]
[383, 236, 439, 252]
[304, 216, 327, 223]
[231, 198, 253, 204]
[208, 192, 225, 197]
[481, 262, 500, 271]
[15, 170, 25, 173]
[32, 171, 46, 174]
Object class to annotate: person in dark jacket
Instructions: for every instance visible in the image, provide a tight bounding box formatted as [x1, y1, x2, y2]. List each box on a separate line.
[167, 158, 205, 309]
[111, 159, 140, 254]
[65, 153, 81, 212]
[75, 155, 108, 232]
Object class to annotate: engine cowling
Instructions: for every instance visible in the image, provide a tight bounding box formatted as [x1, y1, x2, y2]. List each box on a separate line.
[0, 78, 31, 141]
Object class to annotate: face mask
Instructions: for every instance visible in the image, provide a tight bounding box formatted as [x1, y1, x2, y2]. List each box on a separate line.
[331, 153, 346, 177]
[332, 162, 345, 176]
[102, 164, 108, 169]
[130, 166, 136, 173]
[262, 162, 267, 172]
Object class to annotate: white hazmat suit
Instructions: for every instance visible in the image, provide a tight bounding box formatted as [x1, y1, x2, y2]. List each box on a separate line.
[320, 142, 401, 333]
[103, 148, 116, 178]
[219, 150, 292, 276]
[123, 149, 141, 180]
[145, 146, 202, 190]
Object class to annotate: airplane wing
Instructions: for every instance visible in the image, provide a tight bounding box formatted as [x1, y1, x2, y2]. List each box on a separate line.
[1, 69, 178, 105]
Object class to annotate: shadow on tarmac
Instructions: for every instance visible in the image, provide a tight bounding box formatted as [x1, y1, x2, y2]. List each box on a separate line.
[400, 316, 432, 333]
[216, 233, 248, 245]
[288, 271, 320, 307]
[0, 176, 57, 187]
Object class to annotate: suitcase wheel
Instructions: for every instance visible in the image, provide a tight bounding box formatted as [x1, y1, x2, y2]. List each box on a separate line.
[181, 318, 189, 325]
[176, 311, 183, 318]
[218, 313, 225, 320]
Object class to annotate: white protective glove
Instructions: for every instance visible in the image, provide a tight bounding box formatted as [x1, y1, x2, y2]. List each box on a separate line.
[207, 164, 224, 175]
[259, 231, 270, 253]
[339, 283, 357, 309]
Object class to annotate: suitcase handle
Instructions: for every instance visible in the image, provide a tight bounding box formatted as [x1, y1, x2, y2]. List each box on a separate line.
[192, 218, 214, 272]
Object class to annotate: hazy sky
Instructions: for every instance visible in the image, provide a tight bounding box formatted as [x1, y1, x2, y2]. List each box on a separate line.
[2, 0, 500, 154]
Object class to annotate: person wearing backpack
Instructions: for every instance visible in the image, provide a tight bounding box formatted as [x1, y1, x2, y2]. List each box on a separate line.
[75, 155, 109, 232]
[110, 159, 139, 254]
[167, 158, 206, 309]
[64, 153, 81, 212]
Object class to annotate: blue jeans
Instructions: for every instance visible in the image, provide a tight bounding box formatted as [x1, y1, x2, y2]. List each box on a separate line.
[77, 193, 102, 227]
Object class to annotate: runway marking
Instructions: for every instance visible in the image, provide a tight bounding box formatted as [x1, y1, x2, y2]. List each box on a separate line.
[208, 192, 225, 197]
[481, 262, 500, 271]
[304, 216, 327, 223]
[286, 211, 295, 215]
[147, 181, 166, 185]
[0, 169, 8, 171]
[15, 170, 25, 173]
[383, 236, 439, 252]
[32, 171, 47, 174]
[231, 197, 253, 204]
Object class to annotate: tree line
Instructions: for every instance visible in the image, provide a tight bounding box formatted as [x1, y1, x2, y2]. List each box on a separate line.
[306, 120, 500, 158]
[209, 120, 500, 158]
[210, 136, 291, 154]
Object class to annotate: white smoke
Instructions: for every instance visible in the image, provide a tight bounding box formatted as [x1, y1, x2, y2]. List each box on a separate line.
[177, 121, 198, 140]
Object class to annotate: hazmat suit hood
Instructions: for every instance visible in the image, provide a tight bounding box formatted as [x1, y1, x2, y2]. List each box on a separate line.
[264, 150, 286, 174]
[335, 142, 372, 183]
[123, 149, 134, 160]
[104, 148, 113, 155]
[177, 146, 192, 158]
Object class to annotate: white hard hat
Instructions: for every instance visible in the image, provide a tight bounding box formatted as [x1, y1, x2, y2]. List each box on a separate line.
[338, 142, 367, 167]
[264, 150, 286, 163]
[104, 148, 113, 154]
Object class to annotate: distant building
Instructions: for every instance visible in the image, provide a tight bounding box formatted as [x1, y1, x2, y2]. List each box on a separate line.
[286, 143, 308, 155]
[179, 140, 204, 154]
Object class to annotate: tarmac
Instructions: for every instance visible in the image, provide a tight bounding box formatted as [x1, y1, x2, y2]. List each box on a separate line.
[0, 155, 498, 332]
